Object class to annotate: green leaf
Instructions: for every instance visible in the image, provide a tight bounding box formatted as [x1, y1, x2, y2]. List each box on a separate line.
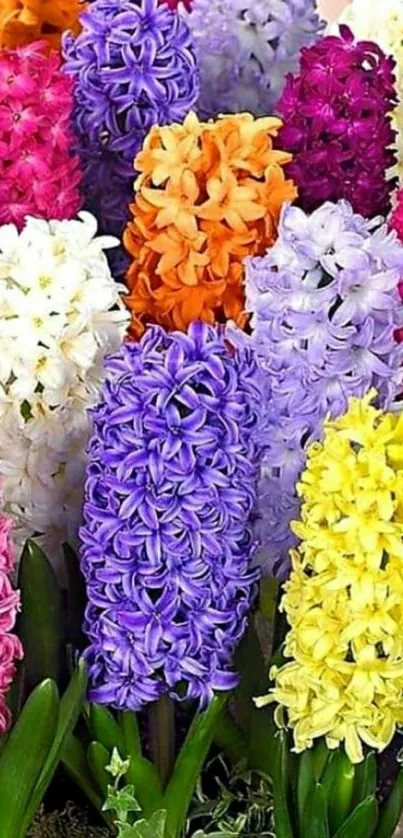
[192, 832, 237, 837]
[17, 540, 64, 688]
[62, 734, 105, 817]
[103, 783, 141, 815]
[305, 784, 329, 838]
[373, 769, 403, 838]
[90, 703, 125, 754]
[297, 749, 315, 829]
[22, 659, 88, 832]
[120, 809, 167, 838]
[0, 679, 59, 838]
[88, 741, 112, 797]
[164, 693, 229, 838]
[327, 751, 355, 834]
[272, 733, 293, 838]
[313, 741, 330, 782]
[352, 753, 377, 808]
[333, 796, 378, 838]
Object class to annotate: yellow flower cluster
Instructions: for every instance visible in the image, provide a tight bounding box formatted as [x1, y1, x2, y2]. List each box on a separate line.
[256, 391, 403, 763]
[337, 0, 403, 177]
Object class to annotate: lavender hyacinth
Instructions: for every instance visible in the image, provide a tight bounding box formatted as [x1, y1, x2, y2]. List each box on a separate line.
[244, 200, 403, 578]
[63, 0, 199, 273]
[80, 323, 262, 709]
[186, 0, 324, 119]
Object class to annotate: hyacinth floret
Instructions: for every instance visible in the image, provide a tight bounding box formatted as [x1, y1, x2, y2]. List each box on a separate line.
[80, 322, 262, 709]
[256, 392, 403, 764]
[0, 0, 83, 52]
[244, 199, 403, 578]
[0, 507, 23, 735]
[186, 0, 324, 120]
[277, 25, 397, 218]
[62, 0, 199, 251]
[0, 41, 82, 228]
[0, 212, 129, 565]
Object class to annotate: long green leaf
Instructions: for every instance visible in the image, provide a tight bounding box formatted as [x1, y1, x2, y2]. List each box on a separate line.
[62, 734, 105, 816]
[118, 710, 164, 814]
[87, 741, 111, 796]
[305, 784, 329, 838]
[297, 749, 315, 832]
[0, 679, 59, 838]
[17, 540, 64, 688]
[90, 703, 125, 753]
[327, 750, 355, 833]
[273, 733, 293, 838]
[164, 692, 228, 838]
[333, 796, 378, 838]
[352, 753, 377, 808]
[22, 659, 88, 832]
[373, 770, 403, 838]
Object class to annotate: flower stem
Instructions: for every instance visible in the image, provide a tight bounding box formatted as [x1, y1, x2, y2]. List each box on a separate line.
[149, 695, 175, 789]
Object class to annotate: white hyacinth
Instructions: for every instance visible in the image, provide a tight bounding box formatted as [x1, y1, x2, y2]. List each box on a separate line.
[334, 0, 403, 179]
[0, 212, 130, 568]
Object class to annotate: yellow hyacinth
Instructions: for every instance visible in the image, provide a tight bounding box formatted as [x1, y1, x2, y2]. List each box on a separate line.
[256, 391, 403, 763]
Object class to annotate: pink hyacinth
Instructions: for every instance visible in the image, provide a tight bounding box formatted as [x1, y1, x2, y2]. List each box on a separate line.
[277, 25, 397, 218]
[159, 0, 192, 8]
[0, 41, 82, 228]
[0, 511, 22, 736]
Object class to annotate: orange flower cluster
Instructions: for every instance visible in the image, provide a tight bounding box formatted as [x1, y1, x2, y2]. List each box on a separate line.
[124, 112, 297, 336]
[0, 0, 83, 51]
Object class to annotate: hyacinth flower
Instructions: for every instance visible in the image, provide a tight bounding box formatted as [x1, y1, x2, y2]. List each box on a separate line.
[0, 42, 82, 228]
[257, 391, 403, 764]
[124, 111, 297, 337]
[337, 0, 403, 178]
[0, 0, 83, 52]
[0, 212, 129, 567]
[186, 0, 324, 120]
[0, 507, 22, 735]
[80, 322, 261, 709]
[242, 199, 403, 578]
[62, 0, 199, 273]
[277, 25, 398, 218]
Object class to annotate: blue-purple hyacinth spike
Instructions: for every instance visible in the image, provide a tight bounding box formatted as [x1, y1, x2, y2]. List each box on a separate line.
[80, 323, 262, 710]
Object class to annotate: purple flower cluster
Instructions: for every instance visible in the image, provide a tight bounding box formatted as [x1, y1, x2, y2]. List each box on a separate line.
[63, 0, 199, 273]
[244, 200, 403, 578]
[186, 0, 324, 119]
[80, 323, 262, 709]
[277, 25, 397, 218]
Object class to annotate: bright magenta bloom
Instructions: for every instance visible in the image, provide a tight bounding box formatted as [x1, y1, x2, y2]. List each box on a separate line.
[0, 42, 82, 227]
[0, 512, 22, 735]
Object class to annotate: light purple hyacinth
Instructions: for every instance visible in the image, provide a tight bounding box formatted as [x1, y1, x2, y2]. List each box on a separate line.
[185, 0, 324, 119]
[80, 323, 262, 709]
[62, 0, 199, 275]
[243, 199, 403, 579]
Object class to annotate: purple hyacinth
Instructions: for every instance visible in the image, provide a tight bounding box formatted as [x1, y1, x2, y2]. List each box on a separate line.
[80, 323, 262, 709]
[62, 0, 199, 274]
[242, 199, 403, 579]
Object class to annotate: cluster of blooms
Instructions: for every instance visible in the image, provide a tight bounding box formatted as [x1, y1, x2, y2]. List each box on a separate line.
[0, 212, 129, 565]
[0, 42, 82, 228]
[243, 200, 403, 578]
[186, 0, 324, 119]
[0, 0, 83, 51]
[390, 189, 403, 246]
[62, 0, 199, 270]
[338, 0, 403, 178]
[124, 111, 297, 337]
[256, 392, 403, 764]
[80, 323, 262, 709]
[0, 508, 23, 734]
[277, 26, 397, 218]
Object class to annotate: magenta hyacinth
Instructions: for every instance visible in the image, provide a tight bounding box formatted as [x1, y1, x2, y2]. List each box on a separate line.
[0, 42, 82, 228]
[80, 323, 262, 709]
[0, 511, 23, 734]
[277, 25, 397, 219]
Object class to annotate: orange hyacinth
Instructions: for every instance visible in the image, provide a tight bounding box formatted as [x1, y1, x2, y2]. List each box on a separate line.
[124, 112, 297, 337]
[0, 0, 83, 51]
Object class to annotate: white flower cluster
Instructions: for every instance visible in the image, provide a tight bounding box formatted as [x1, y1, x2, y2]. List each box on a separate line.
[335, 0, 403, 178]
[0, 212, 130, 567]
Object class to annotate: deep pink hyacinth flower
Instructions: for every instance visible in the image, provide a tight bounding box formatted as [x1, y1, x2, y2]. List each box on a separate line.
[0, 41, 82, 228]
[277, 25, 398, 218]
[159, 0, 192, 8]
[0, 508, 23, 735]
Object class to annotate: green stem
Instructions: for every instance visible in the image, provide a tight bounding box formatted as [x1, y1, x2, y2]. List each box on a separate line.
[119, 711, 142, 760]
[213, 711, 248, 766]
[149, 695, 175, 789]
[164, 692, 229, 838]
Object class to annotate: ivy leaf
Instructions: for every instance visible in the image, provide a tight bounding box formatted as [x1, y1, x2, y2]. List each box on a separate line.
[103, 784, 141, 816]
[119, 809, 167, 838]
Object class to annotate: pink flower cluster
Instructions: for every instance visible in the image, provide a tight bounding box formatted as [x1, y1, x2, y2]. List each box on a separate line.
[277, 25, 397, 218]
[0, 41, 82, 228]
[0, 513, 22, 735]
[159, 0, 192, 8]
